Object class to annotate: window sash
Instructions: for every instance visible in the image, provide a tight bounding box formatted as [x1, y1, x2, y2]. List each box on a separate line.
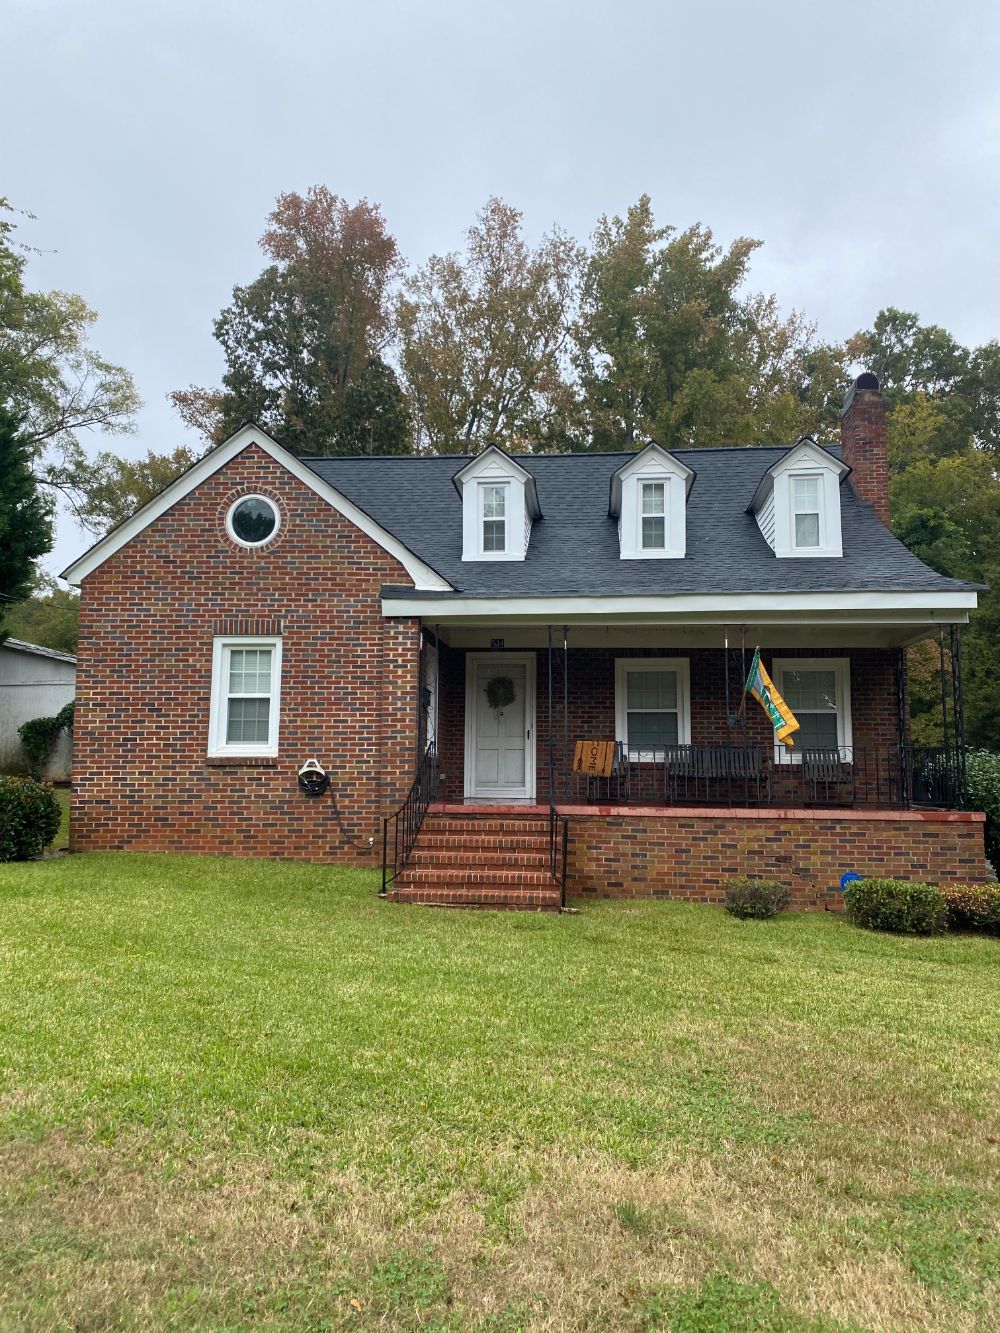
[640, 481, 667, 550]
[209, 637, 282, 756]
[791, 476, 821, 548]
[772, 659, 851, 763]
[615, 659, 690, 759]
[480, 483, 508, 553]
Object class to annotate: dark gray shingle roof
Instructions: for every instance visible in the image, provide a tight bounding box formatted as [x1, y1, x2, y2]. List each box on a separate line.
[304, 446, 980, 597]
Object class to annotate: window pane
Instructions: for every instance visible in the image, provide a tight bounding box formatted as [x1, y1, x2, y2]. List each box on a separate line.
[798, 713, 839, 750]
[641, 482, 665, 515]
[627, 711, 679, 752]
[229, 648, 272, 694]
[795, 511, 820, 547]
[483, 519, 506, 551]
[641, 515, 666, 549]
[226, 697, 270, 743]
[781, 669, 837, 712]
[793, 476, 819, 509]
[482, 485, 506, 518]
[626, 670, 677, 710]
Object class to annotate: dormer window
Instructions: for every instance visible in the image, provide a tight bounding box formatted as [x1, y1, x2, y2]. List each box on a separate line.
[610, 443, 695, 560]
[792, 476, 821, 549]
[640, 481, 667, 551]
[481, 482, 508, 553]
[748, 438, 848, 559]
[453, 446, 541, 562]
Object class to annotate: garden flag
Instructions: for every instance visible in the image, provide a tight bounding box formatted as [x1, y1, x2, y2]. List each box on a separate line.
[744, 648, 800, 748]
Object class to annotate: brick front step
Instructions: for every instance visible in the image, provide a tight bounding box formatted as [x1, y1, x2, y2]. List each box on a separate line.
[390, 885, 562, 911]
[409, 848, 551, 870]
[392, 807, 564, 909]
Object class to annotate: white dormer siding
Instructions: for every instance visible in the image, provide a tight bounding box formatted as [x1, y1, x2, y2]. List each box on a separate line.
[453, 447, 541, 562]
[749, 439, 848, 559]
[609, 443, 695, 560]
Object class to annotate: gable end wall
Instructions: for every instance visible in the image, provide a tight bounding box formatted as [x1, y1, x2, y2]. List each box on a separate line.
[72, 445, 419, 863]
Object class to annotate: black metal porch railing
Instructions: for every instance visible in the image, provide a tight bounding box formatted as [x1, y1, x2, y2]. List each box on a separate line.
[567, 741, 967, 811]
[381, 743, 438, 895]
[548, 802, 569, 908]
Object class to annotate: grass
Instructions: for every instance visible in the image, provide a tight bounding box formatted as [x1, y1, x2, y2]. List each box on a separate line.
[0, 854, 997, 1330]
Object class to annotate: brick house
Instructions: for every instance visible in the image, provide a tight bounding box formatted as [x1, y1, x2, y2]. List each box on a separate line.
[63, 374, 987, 910]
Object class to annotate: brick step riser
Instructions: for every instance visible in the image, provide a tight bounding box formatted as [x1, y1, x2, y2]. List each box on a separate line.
[409, 852, 551, 870]
[421, 820, 550, 836]
[414, 832, 550, 849]
[397, 869, 559, 889]
[392, 885, 565, 906]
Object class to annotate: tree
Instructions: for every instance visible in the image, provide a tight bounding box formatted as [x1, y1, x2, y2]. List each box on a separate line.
[172, 187, 405, 455]
[335, 358, 412, 455]
[71, 445, 200, 535]
[0, 199, 139, 508]
[0, 406, 52, 638]
[397, 197, 582, 453]
[573, 196, 847, 450]
[1, 571, 78, 654]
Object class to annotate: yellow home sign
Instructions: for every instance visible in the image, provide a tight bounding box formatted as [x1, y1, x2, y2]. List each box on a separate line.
[572, 739, 616, 779]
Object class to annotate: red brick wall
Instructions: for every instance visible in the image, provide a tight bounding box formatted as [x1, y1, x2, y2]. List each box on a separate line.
[437, 644, 903, 803]
[565, 807, 987, 909]
[72, 444, 420, 863]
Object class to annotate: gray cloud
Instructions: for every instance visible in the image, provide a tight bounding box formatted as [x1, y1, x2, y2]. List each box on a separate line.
[7, 0, 1000, 572]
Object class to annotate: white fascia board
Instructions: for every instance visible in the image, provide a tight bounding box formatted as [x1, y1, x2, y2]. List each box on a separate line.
[381, 589, 978, 623]
[61, 425, 452, 591]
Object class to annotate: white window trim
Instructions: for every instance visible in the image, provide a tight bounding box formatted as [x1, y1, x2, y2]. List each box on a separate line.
[225, 494, 281, 549]
[639, 480, 667, 552]
[790, 473, 823, 552]
[772, 657, 852, 765]
[614, 657, 692, 760]
[208, 636, 283, 758]
[479, 480, 509, 557]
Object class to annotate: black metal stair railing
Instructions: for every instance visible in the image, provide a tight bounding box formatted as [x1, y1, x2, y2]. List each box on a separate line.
[548, 802, 569, 909]
[380, 744, 438, 895]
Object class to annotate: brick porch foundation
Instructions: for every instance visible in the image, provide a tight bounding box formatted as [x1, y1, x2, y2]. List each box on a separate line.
[563, 805, 987, 910]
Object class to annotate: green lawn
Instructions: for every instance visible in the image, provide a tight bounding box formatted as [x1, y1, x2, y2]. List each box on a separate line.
[0, 855, 997, 1330]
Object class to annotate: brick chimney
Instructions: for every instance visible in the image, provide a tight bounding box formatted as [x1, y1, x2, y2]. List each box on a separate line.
[840, 372, 889, 524]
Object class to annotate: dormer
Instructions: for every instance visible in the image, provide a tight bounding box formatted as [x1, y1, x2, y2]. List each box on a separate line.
[453, 446, 541, 562]
[609, 443, 694, 560]
[748, 437, 849, 558]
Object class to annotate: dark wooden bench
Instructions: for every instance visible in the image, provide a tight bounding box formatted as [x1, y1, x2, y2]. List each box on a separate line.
[662, 744, 770, 803]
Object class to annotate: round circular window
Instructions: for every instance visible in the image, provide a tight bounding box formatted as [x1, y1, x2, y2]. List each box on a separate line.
[226, 495, 280, 548]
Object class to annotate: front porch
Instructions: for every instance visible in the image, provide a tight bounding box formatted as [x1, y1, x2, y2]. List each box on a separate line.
[383, 618, 981, 909]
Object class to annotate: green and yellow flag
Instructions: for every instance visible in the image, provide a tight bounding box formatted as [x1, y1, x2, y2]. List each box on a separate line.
[745, 648, 799, 748]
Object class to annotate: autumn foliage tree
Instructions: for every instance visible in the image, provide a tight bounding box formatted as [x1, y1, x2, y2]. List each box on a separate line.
[397, 198, 582, 452]
[573, 195, 847, 450]
[173, 187, 408, 455]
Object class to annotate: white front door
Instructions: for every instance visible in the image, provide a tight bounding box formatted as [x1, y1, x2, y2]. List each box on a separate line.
[465, 654, 536, 800]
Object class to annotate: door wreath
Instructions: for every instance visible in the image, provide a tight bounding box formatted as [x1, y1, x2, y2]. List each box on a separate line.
[485, 675, 516, 716]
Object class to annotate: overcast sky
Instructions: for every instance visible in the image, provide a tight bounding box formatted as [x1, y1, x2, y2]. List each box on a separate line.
[8, 0, 1000, 575]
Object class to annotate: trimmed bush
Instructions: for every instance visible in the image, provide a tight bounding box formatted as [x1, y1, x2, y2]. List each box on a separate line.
[723, 877, 790, 920]
[0, 776, 61, 861]
[844, 877, 948, 935]
[966, 750, 1000, 871]
[942, 883, 1000, 935]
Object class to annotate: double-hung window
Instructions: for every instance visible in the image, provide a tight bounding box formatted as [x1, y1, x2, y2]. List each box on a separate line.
[481, 483, 508, 554]
[791, 476, 821, 549]
[209, 637, 282, 757]
[640, 481, 667, 551]
[772, 658, 851, 761]
[615, 658, 691, 760]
